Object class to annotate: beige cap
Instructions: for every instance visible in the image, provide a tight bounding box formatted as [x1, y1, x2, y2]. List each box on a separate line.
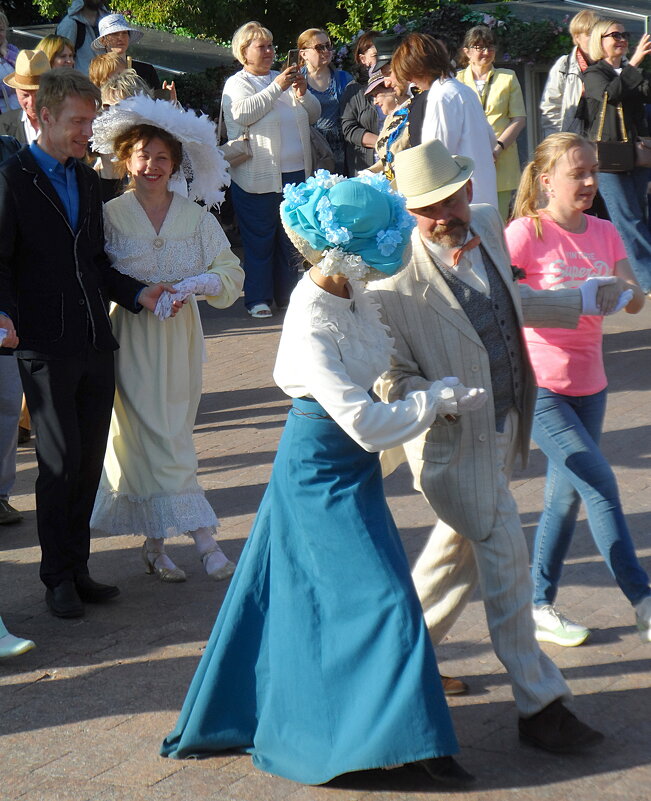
[3, 49, 51, 91]
[394, 139, 474, 209]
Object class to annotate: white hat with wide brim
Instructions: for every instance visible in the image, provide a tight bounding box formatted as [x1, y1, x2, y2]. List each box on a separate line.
[92, 14, 144, 52]
[394, 139, 474, 209]
[91, 94, 230, 208]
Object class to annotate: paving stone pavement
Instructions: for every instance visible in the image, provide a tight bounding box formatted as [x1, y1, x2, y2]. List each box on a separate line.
[1, 295, 650, 801]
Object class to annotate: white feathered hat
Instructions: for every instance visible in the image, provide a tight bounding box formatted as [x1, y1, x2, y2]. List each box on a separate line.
[91, 94, 230, 208]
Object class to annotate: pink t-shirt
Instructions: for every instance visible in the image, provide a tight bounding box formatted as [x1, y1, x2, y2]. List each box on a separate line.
[505, 214, 627, 396]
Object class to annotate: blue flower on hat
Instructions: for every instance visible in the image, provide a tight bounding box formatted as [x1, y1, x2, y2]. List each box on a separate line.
[280, 170, 415, 278]
[316, 196, 352, 246]
[376, 228, 402, 257]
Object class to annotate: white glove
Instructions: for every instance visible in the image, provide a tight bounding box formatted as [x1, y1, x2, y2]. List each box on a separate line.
[579, 276, 632, 316]
[610, 289, 634, 314]
[429, 376, 488, 416]
[154, 273, 223, 320]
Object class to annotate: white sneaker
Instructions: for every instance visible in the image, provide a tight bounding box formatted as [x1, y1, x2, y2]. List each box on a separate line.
[634, 595, 651, 642]
[533, 604, 590, 647]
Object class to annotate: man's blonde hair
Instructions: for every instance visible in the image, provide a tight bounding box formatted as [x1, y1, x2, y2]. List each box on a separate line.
[36, 68, 100, 119]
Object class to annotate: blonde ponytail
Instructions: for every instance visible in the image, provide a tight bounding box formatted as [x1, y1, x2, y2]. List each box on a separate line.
[510, 133, 595, 239]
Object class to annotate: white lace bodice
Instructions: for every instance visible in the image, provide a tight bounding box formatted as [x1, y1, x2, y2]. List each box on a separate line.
[274, 273, 394, 397]
[103, 191, 232, 283]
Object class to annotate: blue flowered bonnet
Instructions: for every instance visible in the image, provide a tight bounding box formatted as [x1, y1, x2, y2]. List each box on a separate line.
[280, 171, 415, 281]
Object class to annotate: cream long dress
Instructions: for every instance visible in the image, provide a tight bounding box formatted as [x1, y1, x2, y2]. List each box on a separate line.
[90, 191, 244, 539]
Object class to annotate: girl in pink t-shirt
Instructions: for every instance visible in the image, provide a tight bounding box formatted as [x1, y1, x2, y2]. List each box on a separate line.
[505, 133, 650, 646]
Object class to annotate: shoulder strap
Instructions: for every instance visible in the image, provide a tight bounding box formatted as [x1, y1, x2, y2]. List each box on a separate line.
[74, 20, 86, 54]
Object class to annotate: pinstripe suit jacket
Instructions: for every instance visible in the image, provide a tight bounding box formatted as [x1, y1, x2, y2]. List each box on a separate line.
[372, 203, 582, 542]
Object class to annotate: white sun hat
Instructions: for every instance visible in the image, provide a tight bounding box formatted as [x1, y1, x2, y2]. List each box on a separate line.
[91, 93, 231, 207]
[92, 14, 144, 52]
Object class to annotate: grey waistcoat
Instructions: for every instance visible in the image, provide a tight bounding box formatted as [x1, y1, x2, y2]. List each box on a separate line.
[436, 246, 525, 432]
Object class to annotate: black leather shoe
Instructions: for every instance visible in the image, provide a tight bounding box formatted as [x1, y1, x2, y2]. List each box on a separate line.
[417, 756, 476, 788]
[46, 580, 84, 618]
[75, 574, 120, 603]
[519, 699, 604, 753]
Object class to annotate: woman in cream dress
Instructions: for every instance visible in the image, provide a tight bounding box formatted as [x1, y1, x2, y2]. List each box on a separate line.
[90, 96, 244, 582]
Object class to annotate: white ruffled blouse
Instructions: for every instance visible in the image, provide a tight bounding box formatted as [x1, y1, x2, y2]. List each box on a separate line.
[273, 272, 441, 452]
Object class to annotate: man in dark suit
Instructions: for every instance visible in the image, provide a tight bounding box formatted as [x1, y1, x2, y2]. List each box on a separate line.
[0, 49, 50, 144]
[0, 68, 180, 618]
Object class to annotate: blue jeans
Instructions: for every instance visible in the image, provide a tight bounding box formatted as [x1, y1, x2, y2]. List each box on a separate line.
[531, 387, 650, 607]
[231, 170, 304, 310]
[598, 168, 651, 293]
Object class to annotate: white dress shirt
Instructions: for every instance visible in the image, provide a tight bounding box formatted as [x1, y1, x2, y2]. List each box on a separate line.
[422, 232, 490, 296]
[21, 110, 39, 145]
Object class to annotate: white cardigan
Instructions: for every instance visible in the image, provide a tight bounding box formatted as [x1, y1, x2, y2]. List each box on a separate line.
[222, 69, 321, 194]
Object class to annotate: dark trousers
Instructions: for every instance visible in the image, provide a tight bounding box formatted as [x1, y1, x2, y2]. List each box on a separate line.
[230, 170, 304, 310]
[18, 348, 115, 589]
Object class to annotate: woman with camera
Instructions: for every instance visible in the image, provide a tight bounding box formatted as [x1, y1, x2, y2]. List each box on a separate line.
[222, 21, 320, 318]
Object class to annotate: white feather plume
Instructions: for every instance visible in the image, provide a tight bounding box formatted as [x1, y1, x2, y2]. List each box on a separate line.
[91, 94, 231, 208]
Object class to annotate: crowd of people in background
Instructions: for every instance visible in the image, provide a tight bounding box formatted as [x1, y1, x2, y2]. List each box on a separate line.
[1, 2, 651, 791]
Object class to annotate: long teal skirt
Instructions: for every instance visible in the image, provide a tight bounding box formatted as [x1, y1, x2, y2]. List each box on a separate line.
[161, 397, 457, 785]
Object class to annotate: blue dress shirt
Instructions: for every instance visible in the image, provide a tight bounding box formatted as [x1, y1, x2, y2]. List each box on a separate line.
[30, 142, 79, 231]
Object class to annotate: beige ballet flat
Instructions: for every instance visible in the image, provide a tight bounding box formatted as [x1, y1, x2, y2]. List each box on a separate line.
[141, 543, 187, 583]
[201, 545, 236, 581]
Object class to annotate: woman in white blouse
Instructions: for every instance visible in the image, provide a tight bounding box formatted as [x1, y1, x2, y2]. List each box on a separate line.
[162, 172, 485, 788]
[222, 21, 320, 318]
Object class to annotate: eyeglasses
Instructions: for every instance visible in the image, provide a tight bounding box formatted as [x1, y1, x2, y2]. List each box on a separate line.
[601, 31, 630, 41]
[309, 44, 333, 53]
[469, 45, 495, 52]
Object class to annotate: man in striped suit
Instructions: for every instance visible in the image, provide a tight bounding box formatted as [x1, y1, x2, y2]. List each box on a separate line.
[372, 139, 608, 754]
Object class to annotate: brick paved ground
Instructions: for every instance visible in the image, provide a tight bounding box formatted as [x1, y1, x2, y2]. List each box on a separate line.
[1, 296, 650, 801]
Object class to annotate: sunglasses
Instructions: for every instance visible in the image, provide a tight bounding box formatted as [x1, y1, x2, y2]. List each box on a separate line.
[601, 31, 631, 42]
[469, 45, 495, 52]
[309, 43, 333, 53]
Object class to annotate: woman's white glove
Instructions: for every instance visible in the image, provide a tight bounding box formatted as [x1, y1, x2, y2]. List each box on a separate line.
[580, 276, 633, 316]
[154, 273, 223, 319]
[428, 376, 488, 416]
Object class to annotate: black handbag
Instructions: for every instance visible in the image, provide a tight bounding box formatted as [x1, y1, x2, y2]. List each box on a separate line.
[592, 92, 635, 173]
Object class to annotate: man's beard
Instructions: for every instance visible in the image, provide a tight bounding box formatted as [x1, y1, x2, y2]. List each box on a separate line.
[424, 218, 469, 248]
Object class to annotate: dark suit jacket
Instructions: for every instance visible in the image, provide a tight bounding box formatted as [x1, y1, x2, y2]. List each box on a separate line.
[0, 109, 27, 144]
[0, 146, 145, 358]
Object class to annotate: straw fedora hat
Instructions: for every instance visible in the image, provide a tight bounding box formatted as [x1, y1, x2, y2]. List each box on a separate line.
[3, 49, 51, 91]
[394, 139, 474, 209]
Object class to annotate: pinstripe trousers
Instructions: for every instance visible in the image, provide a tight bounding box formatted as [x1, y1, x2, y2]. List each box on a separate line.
[411, 409, 571, 717]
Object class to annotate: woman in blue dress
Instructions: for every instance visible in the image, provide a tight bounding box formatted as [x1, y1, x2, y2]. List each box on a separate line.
[161, 171, 487, 788]
[298, 28, 352, 174]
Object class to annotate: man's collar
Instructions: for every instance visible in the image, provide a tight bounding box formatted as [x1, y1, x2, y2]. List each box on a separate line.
[30, 141, 76, 172]
[420, 230, 472, 268]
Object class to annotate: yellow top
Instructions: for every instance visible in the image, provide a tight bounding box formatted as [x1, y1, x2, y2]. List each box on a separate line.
[456, 66, 526, 192]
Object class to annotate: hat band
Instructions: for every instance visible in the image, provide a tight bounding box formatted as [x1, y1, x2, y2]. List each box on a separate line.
[406, 160, 465, 200]
[10, 72, 41, 88]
